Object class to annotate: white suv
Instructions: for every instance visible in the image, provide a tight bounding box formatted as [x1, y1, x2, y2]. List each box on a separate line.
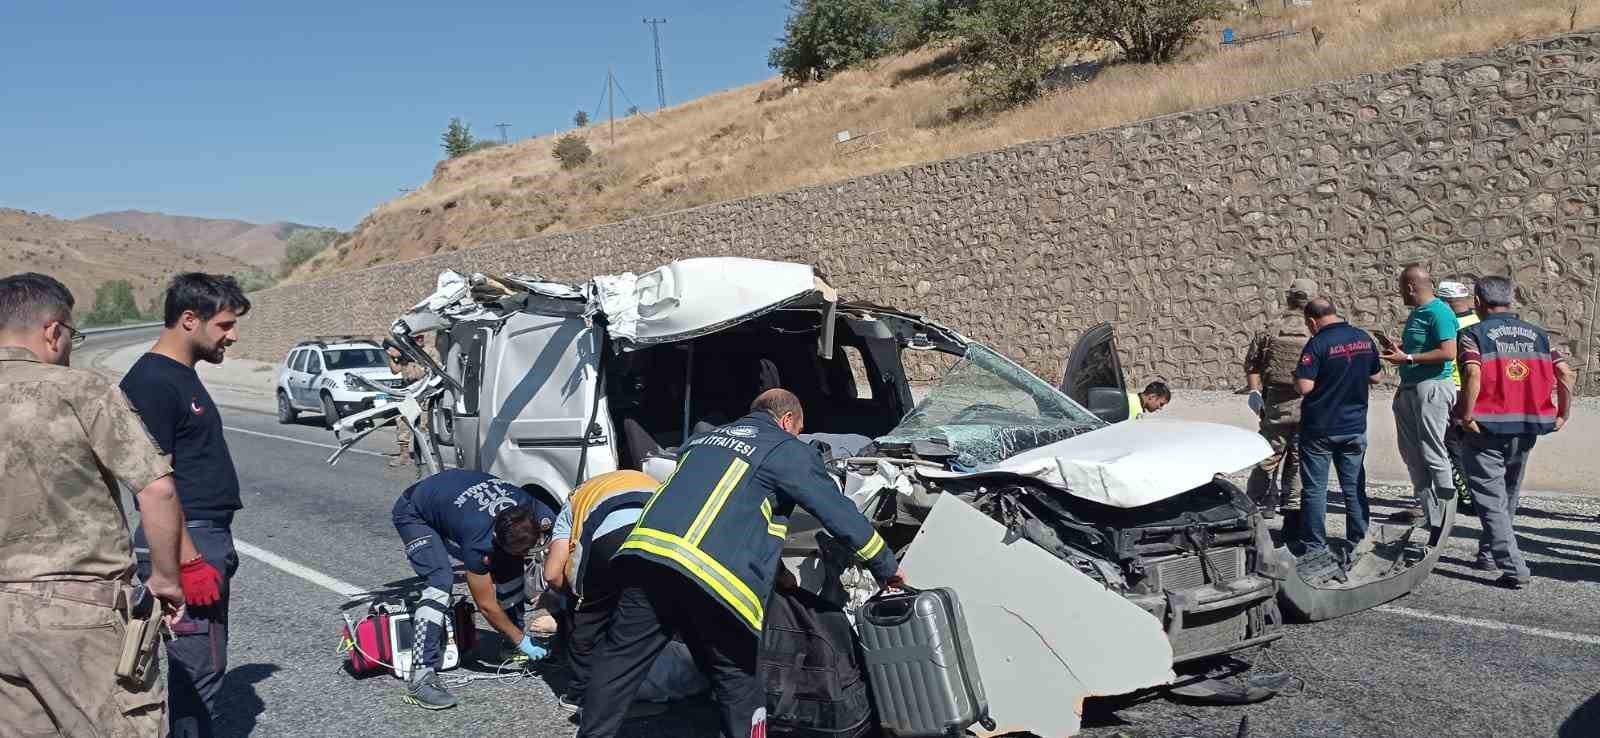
[276, 336, 403, 427]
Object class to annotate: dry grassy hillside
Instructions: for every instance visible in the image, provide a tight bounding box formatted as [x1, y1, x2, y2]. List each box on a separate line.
[292, 0, 1589, 280]
[1, 209, 248, 315]
[79, 210, 316, 269]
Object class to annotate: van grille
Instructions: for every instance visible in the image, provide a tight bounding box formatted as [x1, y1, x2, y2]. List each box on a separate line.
[1149, 548, 1245, 592]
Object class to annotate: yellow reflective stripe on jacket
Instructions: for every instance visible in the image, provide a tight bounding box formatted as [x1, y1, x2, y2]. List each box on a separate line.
[767, 522, 788, 538]
[854, 531, 886, 562]
[620, 527, 764, 629]
[685, 458, 749, 546]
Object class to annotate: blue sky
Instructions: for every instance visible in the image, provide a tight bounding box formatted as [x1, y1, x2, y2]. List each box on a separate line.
[0, 1, 791, 229]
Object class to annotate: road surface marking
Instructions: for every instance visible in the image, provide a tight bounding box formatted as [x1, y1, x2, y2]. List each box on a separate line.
[1376, 604, 1600, 646]
[224, 426, 386, 458]
[234, 540, 367, 599]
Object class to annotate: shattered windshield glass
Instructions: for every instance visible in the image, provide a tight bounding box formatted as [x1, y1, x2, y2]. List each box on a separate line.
[877, 344, 1106, 467]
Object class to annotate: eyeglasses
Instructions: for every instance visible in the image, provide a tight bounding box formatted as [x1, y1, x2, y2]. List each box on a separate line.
[58, 321, 86, 348]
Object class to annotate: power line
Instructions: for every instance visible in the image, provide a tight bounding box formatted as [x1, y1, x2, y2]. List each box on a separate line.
[494, 123, 511, 143]
[611, 74, 666, 130]
[643, 17, 667, 110]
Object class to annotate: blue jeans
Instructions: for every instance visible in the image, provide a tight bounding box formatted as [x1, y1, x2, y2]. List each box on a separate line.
[135, 519, 238, 738]
[1295, 433, 1370, 552]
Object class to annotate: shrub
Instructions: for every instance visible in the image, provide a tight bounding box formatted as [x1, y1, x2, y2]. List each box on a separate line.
[84, 280, 142, 326]
[280, 227, 341, 276]
[552, 134, 592, 170]
[469, 139, 500, 152]
[232, 267, 276, 293]
[440, 118, 474, 159]
[573, 110, 590, 127]
[947, 0, 1072, 109]
[1066, 0, 1231, 64]
[768, 0, 900, 83]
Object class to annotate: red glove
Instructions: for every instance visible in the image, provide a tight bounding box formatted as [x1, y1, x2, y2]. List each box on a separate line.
[179, 557, 223, 608]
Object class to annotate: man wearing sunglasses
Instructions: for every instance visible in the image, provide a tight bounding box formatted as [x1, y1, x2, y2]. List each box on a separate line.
[0, 272, 187, 736]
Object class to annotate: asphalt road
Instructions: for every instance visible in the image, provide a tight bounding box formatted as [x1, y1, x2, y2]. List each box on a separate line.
[82, 329, 1600, 738]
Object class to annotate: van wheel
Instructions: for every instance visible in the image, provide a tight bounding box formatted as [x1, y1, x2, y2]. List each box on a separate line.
[321, 393, 341, 429]
[277, 391, 297, 424]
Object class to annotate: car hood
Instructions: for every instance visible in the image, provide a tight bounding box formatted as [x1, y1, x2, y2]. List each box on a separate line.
[336, 367, 399, 380]
[918, 419, 1271, 508]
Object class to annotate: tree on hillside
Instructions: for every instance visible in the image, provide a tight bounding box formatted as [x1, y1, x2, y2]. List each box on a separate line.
[232, 267, 276, 293]
[84, 280, 142, 326]
[626, 105, 640, 116]
[573, 110, 590, 127]
[280, 227, 341, 276]
[946, 0, 1073, 109]
[552, 134, 592, 170]
[768, 0, 900, 83]
[441, 118, 475, 159]
[1066, 0, 1230, 64]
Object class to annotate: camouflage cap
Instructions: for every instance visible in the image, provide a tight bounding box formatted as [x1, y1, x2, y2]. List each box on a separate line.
[1287, 278, 1318, 298]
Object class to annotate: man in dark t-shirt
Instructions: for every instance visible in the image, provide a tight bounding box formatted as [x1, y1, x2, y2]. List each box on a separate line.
[119, 273, 250, 738]
[1291, 297, 1383, 554]
[391, 469, 557, 709]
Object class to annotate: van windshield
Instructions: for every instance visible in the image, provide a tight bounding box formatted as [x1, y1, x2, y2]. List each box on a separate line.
[876, 344, 1104, 466]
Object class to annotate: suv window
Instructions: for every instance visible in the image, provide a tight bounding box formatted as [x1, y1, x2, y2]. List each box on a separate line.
[325, 348, 387, 370]
[289, 350, 306, 373]
[305, 351, 324, 374]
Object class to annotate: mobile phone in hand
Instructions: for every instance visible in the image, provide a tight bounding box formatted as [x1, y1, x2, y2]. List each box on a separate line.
[1373, 331, 1398, 352]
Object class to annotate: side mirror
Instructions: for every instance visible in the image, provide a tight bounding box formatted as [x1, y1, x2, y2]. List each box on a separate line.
[1085, 386, 1130, 424]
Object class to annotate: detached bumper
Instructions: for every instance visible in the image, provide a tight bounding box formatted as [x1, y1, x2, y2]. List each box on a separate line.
[1127, 575, 1283, 663]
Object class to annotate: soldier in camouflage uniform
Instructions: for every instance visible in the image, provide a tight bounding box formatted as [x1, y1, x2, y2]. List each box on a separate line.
[1244, 278, 1318, 519]
[0, 273, 187, 736]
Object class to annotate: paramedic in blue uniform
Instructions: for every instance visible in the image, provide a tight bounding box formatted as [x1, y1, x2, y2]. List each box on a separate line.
[578, 388, 905, 738]
[390, 468, 556, 709]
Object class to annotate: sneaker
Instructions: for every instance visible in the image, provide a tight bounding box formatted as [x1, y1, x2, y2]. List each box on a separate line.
[404, 668, 458, 710]
[558, 693, 583, 714]
[1491, 575, 1528, 590]
[1473, 555, 1496, 571]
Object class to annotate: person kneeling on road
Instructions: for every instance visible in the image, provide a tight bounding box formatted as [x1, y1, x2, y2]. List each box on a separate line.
[543, 469, 658, 714]
[391, 468, 556, 710]
[577, 388, 904, 738]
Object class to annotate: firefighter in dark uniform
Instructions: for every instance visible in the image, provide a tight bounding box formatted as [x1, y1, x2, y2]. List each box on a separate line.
[1244, 278, 1317, 519]
[577, 388, 903, 738]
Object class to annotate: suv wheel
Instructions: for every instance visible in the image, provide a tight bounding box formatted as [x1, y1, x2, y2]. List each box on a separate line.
[321, 393, 341, 429]
[276, 391, 297, 424]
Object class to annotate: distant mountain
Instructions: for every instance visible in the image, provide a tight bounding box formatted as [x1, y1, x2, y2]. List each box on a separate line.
[78, 210, 324, 269]
[1, 208, 250, 318]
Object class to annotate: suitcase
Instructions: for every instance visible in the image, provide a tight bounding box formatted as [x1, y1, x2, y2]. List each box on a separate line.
[856, 587, 993, 737]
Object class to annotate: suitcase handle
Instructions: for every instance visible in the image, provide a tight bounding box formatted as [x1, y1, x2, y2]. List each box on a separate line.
[861, 585, 921, 626]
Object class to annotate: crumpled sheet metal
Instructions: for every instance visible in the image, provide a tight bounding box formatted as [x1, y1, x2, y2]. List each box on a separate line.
[918, 419, 1272, 509]
[901, 494, 1175, 738]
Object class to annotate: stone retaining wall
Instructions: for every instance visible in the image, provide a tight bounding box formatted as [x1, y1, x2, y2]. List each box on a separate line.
[242, 31, 1600, 393]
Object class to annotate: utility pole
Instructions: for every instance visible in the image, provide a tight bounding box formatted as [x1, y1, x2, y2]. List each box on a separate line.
[494, 122, 511, 143]
[643, 17, 667, 110]
[607, 67, 616, 147]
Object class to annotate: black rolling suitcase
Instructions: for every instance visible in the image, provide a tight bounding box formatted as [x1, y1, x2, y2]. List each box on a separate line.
[856, 587, 993, 737]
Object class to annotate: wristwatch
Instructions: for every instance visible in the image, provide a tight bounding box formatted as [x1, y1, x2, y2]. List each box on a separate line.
[1404, 353, 1414, 364]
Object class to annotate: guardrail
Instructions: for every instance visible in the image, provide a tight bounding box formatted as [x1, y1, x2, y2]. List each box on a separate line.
[82, 321, 164, 337]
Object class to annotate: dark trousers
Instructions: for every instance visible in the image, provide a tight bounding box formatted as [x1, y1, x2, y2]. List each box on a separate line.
[392, 496, 525, 672]
[577, 559, 763, 738]
[135, 519, 238, 738]
[567, 525, 633, 700]
[1464, 433, 1536, 579]
[1294, 433, 1370, 553]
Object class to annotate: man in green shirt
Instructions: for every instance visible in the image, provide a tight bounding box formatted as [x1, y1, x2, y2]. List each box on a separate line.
[1378, 265, 1459, 524]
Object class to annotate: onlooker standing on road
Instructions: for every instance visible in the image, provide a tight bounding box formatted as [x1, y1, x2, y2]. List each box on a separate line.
[1454, 276, 1574, 590]
[1379, 265, 1459, 525]
[385, 335, 428, 470]
[0, 273, 186, 736]
[1439, 280, 1481, 513]
[1243, 278, 1317, 517]
[1291, 298, 1383, 553]
[120, 273, 251, 738]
